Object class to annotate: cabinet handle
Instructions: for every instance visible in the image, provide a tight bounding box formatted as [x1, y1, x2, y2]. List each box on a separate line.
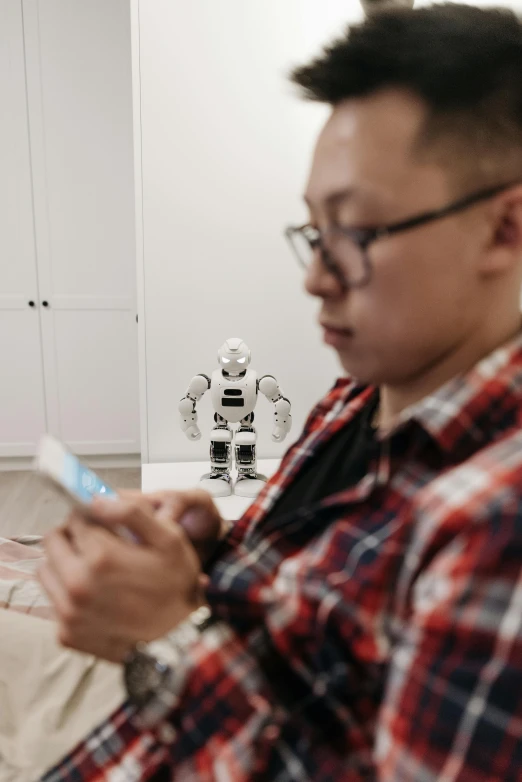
[28, 300, 35, 307]
[42, 300, 50, 308]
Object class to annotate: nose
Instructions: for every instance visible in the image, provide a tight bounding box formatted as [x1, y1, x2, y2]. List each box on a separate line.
[304, 249, 345, 299]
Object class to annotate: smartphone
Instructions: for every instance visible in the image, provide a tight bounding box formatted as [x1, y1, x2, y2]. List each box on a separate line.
[35, 435, 117, 511]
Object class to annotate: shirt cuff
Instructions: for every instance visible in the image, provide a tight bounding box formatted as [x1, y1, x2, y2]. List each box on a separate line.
[131, 620, 234, 731]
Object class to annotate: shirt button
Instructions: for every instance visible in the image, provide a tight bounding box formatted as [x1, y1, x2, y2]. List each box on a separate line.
[263, 725, 280, 741]
[158, 723, 177, 744]
[314, 679, 327, 696]
[249, 694, 266, 711]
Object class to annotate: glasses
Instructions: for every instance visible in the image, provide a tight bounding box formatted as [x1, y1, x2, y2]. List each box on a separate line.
[285, 181, 519, 288]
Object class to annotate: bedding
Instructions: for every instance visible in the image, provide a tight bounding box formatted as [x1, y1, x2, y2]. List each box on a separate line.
[0, 537, 125, 781]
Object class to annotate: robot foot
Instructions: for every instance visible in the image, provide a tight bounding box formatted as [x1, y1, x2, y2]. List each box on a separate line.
[234, 473, 267, 499]
[199, 472, 232, 498]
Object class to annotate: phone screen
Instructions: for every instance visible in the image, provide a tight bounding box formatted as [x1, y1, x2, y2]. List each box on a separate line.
[63, 452, 117, 504]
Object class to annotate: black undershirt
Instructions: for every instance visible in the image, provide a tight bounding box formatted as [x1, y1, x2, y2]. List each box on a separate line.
[266, 393, 380, 522]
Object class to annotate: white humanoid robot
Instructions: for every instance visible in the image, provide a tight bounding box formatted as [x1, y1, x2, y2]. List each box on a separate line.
[178, 338, 292, 498]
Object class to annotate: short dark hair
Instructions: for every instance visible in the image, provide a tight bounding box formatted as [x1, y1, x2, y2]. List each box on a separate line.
[291, 3, 522, 182]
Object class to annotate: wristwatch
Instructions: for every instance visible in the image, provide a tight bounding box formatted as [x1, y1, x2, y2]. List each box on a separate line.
[124, 605, 215, 709]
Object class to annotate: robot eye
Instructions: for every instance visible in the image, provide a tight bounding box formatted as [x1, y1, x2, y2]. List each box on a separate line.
[222, 357, 230, 364]
[237, 357, 246, 364]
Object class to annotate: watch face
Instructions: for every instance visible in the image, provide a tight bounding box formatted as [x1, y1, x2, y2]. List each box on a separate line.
[125, 650, 168, 708]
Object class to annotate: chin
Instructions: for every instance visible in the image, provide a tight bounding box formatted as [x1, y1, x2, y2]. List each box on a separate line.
[336, 351, 380, 385]
[337, 353, 366, 381]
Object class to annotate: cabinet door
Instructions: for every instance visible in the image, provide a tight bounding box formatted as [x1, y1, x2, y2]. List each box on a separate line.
[23, 0, 140, 455]
[0, 0, 47, 457]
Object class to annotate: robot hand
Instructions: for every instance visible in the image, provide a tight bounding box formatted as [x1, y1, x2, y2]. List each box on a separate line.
[259, 377, 292, 444]
[271, 425, 287, 443]
[179, 396, 202, 441]
[272, 398, 291, 442]
[185, 424, 202, 441]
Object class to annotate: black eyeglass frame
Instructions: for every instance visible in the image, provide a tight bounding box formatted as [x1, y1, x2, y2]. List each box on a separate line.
[285, 181, 519, 288]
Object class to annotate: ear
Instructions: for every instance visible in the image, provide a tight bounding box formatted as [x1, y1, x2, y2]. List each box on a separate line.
[480, 188, 522, 276]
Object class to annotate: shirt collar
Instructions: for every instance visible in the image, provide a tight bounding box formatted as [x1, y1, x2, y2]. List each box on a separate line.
[388, 331, 522, 453]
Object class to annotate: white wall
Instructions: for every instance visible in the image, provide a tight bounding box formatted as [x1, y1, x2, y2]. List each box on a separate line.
[134, 0, 362, 464]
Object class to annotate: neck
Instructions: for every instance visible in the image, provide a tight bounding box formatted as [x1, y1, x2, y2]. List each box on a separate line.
[378, 316, 522, 430]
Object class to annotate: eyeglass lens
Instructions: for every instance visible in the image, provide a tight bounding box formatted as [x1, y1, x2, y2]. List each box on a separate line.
[291, 228, 367, 286]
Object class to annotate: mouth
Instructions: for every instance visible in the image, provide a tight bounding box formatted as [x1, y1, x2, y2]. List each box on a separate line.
[320, 321, 355, 347]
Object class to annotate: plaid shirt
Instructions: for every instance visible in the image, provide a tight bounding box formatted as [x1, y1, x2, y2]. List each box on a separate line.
[43, 336, 522, 781]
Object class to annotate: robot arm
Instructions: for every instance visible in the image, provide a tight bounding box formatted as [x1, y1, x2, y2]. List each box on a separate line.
[258, 375, 292, 443]
[178, 374, 210, 441]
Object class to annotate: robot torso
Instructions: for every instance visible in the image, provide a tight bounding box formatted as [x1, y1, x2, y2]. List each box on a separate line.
[210, 368, 257, 423]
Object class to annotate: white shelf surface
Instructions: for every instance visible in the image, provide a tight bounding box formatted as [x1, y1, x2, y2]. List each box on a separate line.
[142, 459, 280, 520]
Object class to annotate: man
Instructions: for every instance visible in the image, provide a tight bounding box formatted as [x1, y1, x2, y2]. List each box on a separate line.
[40, 4, 522, 780]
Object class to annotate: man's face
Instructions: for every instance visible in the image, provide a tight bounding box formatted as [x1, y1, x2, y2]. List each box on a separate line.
[304, 89, 487, 385]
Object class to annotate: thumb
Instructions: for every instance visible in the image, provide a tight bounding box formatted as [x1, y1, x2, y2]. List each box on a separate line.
[179, 506, 223, 545]
[150, 490, 222, 537]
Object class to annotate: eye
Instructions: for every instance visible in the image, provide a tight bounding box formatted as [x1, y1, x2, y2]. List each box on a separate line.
[237, 357, 246, 364]
[222, 357, 230, 364]
[304, 225, 321, 246]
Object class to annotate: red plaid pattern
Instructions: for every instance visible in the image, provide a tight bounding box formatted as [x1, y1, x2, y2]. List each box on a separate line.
[43, 336, 522, 781]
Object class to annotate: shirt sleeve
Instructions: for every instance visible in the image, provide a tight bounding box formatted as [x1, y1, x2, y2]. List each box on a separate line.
[375, 500, 522, 781]
[131, 612, 361, 780]
[41, 618, 353, 782]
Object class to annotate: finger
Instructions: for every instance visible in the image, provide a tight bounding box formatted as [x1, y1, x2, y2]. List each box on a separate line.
[199, 573, 210, 590]
[178, 507, 223, 545]
[153, 492, 224, 554]
[44, 527, 81, 574]
[58, 506, 94, 539]
[117, 490, 156, 510]
[143, 489, 217, 514]
[118, 490, 181, 517]
[89, 497, 174, 548]
[67, 515, 122, 563]
[153, 489, 220, 525]
[117, 490, 142, 500]
[100, 489, 161, 515]
[43, 529, 98, 608]
[115, 490, 222, 543]
[38, 562, 75, 619]
[63, 508, 84, 527]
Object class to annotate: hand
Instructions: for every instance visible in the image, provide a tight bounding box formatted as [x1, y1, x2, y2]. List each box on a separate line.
[38, 495, 205, 663]
[271, 425, 287, 443]
[184, 424, 201, 441]
[124, 488, 227, 565]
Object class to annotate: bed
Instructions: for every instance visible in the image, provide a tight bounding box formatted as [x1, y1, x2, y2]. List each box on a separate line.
[0, 536, 124, 781]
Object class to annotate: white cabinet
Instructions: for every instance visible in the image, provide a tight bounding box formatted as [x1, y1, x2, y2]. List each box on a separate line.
[24, 0, 140, 456]
[0, 0, 139, 459]
[0, 305, 47, 457]
[0, 0, 47, 457]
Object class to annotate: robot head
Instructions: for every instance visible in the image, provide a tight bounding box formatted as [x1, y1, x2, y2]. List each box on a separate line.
[217, 338, 251, 374]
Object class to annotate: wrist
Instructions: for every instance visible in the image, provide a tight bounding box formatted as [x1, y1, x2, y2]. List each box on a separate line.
[124, 605, 215, 714]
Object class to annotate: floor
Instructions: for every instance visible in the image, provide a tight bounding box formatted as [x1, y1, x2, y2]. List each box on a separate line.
[0, 468, 141, 539]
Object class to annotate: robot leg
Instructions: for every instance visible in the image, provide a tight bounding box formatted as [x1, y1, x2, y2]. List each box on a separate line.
[199, 415, 233, 498]
[234, 414, 267, 499]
